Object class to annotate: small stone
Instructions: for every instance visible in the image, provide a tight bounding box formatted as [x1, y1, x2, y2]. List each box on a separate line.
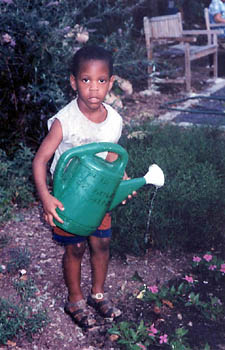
[153, 306, 161, 314]
[109, 334, 119, 342]
[19, 269, 27, 276]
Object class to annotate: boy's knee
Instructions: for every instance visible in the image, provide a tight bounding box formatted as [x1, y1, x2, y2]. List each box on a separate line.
[66, 242, 86, 259]
[90, 237, 110, 254]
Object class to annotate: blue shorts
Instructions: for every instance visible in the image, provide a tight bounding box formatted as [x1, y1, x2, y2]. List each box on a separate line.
[52, 228, 112, 246]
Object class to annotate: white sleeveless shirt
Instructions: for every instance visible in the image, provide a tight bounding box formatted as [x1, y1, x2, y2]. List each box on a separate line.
[48, 99, 123, 174]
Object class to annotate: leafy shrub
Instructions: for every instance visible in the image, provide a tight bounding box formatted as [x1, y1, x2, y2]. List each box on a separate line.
[0, 234, 11, 249]
[0, 144, 35, 223]
[0, 297, 48, 345]
[112, 125, 225, 254]
[13, 278, 38, 302]
[0, 0, 147, 152]
[7, 247, 31, 274]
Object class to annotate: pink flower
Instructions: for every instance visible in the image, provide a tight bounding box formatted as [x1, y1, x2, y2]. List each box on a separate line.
[0, 0, 13, 3]
[220, 263, 225, 273]
[184, 275, 194, 283]
[2, 33, 12, 43]
[2, 33, 15, 47]
[137, 344, 146, 350]
[203, 254, 212, 262]
[159, 334, 168, 344]
[148, 285, 158, 294]
[208, 265, 216, 271]
[193, 256, 201, 263]
[148, 323, 158, 337]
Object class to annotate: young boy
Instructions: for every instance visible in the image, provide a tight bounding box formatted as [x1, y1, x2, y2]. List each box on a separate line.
[32, 45, 124, 330]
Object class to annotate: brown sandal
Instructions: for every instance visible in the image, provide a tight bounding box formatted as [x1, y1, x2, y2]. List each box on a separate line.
[64, 299, 96, 330]
[87, 292, 121, 321]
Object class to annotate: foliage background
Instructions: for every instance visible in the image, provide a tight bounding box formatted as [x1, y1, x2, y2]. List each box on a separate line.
[1, 0, 225, 255]
[1, 0, 213, 153]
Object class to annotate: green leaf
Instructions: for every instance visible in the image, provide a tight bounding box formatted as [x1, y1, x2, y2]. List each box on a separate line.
[131, 271, 144, 282]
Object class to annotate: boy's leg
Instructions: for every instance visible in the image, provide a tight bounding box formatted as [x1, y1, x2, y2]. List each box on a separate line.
[88, 236, 110, 294]
[63, 242, 86, 303]
[53, 228, 96, 328]
[88, 234, 121, 319]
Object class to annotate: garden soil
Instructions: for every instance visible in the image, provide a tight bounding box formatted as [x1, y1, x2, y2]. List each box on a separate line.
[1, 57, 225, 350]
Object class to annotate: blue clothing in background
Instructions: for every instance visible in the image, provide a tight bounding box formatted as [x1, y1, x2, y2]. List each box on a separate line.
[209, 0, 225, 36]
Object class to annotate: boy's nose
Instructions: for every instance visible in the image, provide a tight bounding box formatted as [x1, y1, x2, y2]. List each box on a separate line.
[89, 81, 98, 90]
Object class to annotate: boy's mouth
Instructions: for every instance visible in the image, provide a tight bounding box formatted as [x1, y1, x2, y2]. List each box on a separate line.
[88, 97, 100, 103]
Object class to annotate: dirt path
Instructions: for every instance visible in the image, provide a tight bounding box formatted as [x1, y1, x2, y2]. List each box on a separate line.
[0, 205, 189, 350]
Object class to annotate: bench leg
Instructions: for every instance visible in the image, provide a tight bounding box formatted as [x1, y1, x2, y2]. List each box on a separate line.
[185, 43, 191, 92]
[213, 51, 218, 80]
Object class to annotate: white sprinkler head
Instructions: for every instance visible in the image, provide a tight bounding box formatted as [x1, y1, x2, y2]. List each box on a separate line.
[144, 164, 165, 188]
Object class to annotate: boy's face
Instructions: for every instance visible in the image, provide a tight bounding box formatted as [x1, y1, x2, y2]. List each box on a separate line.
[70, 59, 114, 113]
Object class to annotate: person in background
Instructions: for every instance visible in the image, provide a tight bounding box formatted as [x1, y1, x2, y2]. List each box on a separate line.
[166, 0, 179, 15]
[209, 0, 225, 37]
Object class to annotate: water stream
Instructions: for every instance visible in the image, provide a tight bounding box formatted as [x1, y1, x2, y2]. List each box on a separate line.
[144, 187, 159, 245]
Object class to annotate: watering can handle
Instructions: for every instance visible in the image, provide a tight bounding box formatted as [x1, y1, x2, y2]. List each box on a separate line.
[53, 142, 129, 192]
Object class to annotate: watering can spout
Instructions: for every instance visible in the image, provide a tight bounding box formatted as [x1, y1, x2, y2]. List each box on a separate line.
[109, 164, 165, 211]
[144, 164, 165, 188]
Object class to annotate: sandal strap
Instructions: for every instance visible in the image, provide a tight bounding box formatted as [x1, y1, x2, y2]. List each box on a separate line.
[64, 299, 96, 328]
[91, 293, 104, 300]
[88, 293, 121, 319]
[66, 299, 86, 309]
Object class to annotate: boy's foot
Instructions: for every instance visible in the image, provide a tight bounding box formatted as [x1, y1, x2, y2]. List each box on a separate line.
[64, 299, 96, 330]
[87, 292, 122, 322]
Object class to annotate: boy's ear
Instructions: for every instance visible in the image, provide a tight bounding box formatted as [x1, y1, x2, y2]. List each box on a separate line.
[70, 74, 77, 92]
[108, 75, 115, 92]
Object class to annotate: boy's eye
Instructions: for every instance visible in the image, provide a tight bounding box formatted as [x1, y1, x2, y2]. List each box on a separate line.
[82, 78, 89, 83]
[99, 79, 106, 83]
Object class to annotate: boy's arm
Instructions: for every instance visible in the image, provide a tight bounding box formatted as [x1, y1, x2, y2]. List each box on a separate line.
[214, 12, 225, 23]
[32, 119, 64, 226]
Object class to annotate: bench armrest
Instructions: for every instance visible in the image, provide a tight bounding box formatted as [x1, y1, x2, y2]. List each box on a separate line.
[183, 29, 223, 35]
[151, 36, 196, 43]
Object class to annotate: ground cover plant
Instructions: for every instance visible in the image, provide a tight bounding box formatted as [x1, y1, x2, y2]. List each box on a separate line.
[108, 251, 225, 350]
[0, 144, 35, 223]
[0, 244, 49, 346]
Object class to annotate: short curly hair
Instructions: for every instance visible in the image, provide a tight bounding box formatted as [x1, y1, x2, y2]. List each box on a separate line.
[70, 45, 114, 78]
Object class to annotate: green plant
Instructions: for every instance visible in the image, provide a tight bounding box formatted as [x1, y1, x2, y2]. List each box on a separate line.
[7, 247, 31, 274]
[113, 125, 225, 254]
[0, 234, 11, 249]
[192, 252, 225, 282]
[0, 144, 35, 223]
[13, 278, 38, 302]
[139, 281, 191, 308]
[109, 252, 224, 349]
[0, 297, 48, 345]
[139, 269, 224, 323]
[109, 320, 152, 350]
[185, 292, 223, 321]
[109, 321, 191, 350]
[0, 0, 147, 151]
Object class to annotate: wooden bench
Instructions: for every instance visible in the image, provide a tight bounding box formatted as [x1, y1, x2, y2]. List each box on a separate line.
[143, 12, 219, 92]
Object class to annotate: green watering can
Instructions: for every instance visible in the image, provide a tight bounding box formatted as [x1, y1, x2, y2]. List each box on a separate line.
[53, 142, 164, 236]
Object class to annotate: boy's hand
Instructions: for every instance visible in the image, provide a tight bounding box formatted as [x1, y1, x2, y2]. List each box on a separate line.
[42, 194, 64, 227]
[122, 172, 137, 205]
